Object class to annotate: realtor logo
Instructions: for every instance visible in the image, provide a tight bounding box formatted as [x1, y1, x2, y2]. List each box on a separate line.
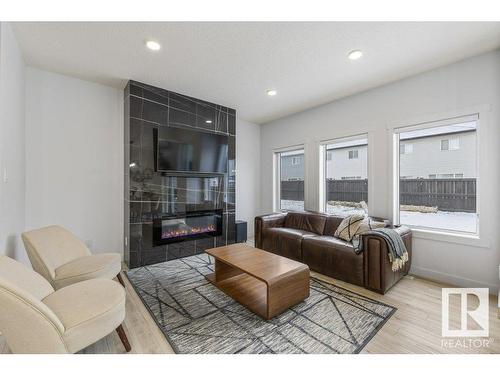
[442, 288, 489, 337]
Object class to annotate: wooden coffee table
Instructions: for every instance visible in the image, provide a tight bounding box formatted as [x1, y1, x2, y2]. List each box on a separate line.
[205, 243, 310, 320]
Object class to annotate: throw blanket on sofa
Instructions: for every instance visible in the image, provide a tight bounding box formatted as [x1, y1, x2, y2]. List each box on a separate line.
[352, 228, 409, 271]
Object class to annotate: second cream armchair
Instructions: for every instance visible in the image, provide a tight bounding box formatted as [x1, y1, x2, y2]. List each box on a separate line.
[22, 225, 124, 289]
[0, 255, 130, 353]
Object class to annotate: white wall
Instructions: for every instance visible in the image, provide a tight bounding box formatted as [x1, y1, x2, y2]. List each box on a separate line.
[261, 50, 500, 290]
[25, 68, 124, 257]
[236, 119, 261, 238]
[0, 23, 27, 263]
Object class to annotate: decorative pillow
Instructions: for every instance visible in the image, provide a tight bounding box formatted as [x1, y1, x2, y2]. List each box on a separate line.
[355, 217, 387, 236]
[334, 214, 365, 242]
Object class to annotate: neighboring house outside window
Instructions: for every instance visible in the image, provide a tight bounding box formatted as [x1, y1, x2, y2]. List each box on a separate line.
[291, 156, 301, 165]
[325, 132, 474, 181]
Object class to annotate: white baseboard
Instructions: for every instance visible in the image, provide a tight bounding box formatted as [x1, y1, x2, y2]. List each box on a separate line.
[411, 265, 499, 292]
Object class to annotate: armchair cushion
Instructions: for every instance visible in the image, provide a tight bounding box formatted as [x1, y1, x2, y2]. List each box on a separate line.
[43, 279, 125, 353]
[54, 253, 121, 290]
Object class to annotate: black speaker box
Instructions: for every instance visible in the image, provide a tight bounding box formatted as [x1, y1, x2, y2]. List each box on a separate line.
[235, 220, 247, 243]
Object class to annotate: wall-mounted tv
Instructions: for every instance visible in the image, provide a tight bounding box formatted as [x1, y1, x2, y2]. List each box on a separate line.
[154, 127, 228, 174]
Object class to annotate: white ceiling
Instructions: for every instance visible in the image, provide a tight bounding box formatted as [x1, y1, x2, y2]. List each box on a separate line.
[12, 22, 500, 124]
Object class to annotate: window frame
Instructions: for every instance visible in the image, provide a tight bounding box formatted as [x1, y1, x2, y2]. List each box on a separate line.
[273, 145, 306, 212]
[450, 137, 460, 150]
[441, 137, 460, 151]
[440, 139, 449, 151]
[392, 113, 480, 237]
[319, 133, 369, 214]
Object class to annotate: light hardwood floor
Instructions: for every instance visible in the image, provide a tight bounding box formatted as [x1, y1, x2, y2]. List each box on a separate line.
[1, 265, 498, 354]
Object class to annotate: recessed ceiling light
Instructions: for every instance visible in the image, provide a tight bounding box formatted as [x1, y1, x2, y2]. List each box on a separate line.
[205, 120, 213, 124]
[348, 50, 363, 60]
[145, 40, 161, 51]
[266, 89, 277, 96]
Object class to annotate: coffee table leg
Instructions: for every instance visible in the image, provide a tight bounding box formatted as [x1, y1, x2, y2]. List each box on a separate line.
[267, 268, 310, 319]
[214, 259, 243, 282]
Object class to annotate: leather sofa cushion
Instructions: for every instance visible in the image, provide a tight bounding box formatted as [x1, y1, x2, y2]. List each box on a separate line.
[284, 212, 328, 235]
[322, 215, 346, 236]
[302, 236, 364, 286]
[262, 227, 316, 261]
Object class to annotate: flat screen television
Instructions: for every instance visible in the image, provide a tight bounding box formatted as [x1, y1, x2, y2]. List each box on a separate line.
[154, 127, 228, 174]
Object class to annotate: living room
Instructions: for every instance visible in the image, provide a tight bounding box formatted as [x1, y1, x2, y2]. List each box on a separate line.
[1, 0, 499, 372]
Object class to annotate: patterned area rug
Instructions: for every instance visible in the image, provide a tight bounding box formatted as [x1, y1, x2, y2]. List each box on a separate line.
[125, 254, 396, 354]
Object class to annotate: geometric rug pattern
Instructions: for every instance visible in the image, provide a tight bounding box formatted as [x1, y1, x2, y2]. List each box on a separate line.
[125, 254, 396, 354]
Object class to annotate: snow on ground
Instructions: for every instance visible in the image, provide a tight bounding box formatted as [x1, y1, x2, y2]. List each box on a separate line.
[281, 200, 477, 233]
[326, 204, 365, 216]
[399, 210, 477, 233]
[280, 200, 305, 211]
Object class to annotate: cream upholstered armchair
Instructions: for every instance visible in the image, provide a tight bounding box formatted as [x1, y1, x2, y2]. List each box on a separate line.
[0, 256, 130, 353]
[22, 225, 124, 290]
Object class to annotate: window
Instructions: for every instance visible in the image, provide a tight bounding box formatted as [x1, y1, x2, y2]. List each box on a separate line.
[450, 138, 460, 150]
[341, 176, 362, 180]
[440, 139, 449, 151]
[275, 148, 305, 211]
[321, 135, 368, 215]
[441, 137, 460, 151]
[440, 173, 454, 179]
[400, 143, 413, 154]
[429, 173, 465, 179]
[395, 114, 478, 234]
[348, 150, 358, 159]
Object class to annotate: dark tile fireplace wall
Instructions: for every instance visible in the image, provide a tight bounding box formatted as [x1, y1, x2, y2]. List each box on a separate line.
[124, 80, 236, 268]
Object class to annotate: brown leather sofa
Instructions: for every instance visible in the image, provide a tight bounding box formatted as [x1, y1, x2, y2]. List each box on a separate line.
[255, 211, 412, 294]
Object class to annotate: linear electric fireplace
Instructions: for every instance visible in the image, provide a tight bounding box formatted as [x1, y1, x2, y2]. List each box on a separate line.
[153, 209, 223, 245]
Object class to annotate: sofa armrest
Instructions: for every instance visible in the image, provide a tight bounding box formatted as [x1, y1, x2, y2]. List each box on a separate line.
[254, 213, 287, 249]
[361, 226, 412, 294]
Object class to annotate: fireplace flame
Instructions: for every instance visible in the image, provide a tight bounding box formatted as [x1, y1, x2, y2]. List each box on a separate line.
[161, 224, 216, 239]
